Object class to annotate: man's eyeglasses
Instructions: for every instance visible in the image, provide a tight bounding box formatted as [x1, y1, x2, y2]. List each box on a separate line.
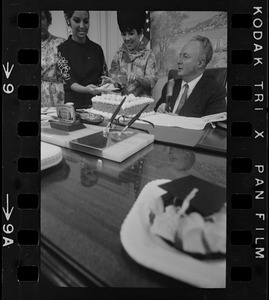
[109, 115, 154, 133]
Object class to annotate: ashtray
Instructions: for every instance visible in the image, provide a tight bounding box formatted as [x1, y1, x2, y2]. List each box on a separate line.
[78, 112, 104, 125]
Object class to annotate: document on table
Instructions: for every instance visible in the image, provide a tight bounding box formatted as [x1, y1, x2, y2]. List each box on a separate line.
[139, 112, 227, 130]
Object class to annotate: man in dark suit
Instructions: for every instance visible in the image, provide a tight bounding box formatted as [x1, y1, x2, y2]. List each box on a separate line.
[155, 36, 226, 117]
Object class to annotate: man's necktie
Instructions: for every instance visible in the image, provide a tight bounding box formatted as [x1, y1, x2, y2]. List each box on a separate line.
[175, 83, 189, 115]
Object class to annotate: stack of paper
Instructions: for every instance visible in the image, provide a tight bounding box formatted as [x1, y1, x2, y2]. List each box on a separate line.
[139, 112, 226, 130]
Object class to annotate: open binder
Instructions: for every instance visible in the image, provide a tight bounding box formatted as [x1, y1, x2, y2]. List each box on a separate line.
[133, 122, 226, 154]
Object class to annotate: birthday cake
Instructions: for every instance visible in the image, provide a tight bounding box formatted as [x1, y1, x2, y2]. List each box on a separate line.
[90, 93, 155, 119]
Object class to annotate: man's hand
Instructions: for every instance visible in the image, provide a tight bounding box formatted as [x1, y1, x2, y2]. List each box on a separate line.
[157, 104, 178, 115]
[157, 103, 168, 113]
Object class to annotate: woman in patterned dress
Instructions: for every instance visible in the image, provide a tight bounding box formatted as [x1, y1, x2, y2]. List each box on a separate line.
[102, 11, 158, 97]
[41, 11, 66, 107]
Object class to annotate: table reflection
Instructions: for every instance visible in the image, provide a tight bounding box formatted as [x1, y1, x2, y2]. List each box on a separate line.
[42, 158, 71, 184]
[80, 160, 100, 187]
[41, 143, 226, 287]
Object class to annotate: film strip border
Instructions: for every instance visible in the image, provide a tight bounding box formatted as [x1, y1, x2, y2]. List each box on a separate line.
[1, 1, 267, 300]
[2, 3, 40, 300]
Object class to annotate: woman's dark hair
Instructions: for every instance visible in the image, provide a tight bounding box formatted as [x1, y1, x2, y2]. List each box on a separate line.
[43, 11, 52, 26]
[64, 11, 89, 25]
[117, 11, 146, 35]
[64, 10, 75, 20]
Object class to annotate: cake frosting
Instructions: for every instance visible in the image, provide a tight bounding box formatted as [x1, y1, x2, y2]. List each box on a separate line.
[148, 195, 226, 256]
[90, 93, 155, 118]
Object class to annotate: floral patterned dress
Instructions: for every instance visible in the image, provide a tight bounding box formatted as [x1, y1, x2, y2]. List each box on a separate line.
[41, 34, 66, 107]
[109, 42, 158, 96]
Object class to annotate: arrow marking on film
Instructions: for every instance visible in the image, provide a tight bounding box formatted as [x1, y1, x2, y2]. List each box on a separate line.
[2, 194, 14, 221]
[2, 62, 14, 79]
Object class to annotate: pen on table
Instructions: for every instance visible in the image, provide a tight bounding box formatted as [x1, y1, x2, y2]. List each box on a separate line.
[120, 104, 149, 134]
[105, 96, 127, 131]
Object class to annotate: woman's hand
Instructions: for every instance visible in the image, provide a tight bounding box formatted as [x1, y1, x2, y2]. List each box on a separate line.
[127, 72, 139, 83]
[70, 83, 101, 95]
[100, 76, 115, 85]
[85, 84, 101, 95]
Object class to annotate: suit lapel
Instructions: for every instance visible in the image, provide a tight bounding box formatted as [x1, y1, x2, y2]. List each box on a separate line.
[169, 74, 208, 112]
[182, 74, 207, 106]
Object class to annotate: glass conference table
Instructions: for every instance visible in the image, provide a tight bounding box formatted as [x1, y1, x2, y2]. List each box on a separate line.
[40, 123, 226, 289]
